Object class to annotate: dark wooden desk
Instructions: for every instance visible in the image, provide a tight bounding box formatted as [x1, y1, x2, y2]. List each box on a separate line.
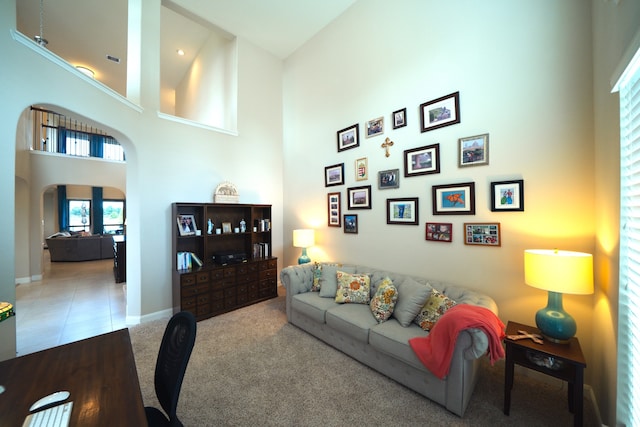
[504, 321, 586, 427]
[0, 329, 146, 426]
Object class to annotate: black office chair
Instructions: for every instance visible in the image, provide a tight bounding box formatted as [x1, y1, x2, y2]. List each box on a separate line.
[145, 311, 197, 427]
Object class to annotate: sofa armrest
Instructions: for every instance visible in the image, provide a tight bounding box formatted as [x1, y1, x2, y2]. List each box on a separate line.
[280, 264, 315, 321]
[459, 328, 490, 360]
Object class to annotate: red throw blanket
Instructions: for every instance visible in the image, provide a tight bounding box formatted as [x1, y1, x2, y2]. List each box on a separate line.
[408, 304, 505, 379]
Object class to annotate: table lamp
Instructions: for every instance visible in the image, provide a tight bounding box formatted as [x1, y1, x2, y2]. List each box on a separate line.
[293, 229, 314, 264]
[524, 249, 594, 343]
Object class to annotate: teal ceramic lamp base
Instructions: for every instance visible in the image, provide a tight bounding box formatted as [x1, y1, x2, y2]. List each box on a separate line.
[298, 248, 310, 265]
[535, 291, 576, 344]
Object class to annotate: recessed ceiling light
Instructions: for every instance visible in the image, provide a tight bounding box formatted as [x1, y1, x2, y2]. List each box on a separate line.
[177, 49, 185, 56]
[76, 66, 95, 78]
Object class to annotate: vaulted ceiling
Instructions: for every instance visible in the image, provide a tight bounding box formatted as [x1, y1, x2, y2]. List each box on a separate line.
[16, 0, 355, 96]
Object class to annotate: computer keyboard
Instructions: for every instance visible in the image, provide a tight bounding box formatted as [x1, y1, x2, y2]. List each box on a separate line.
[22, 402, 73, 427]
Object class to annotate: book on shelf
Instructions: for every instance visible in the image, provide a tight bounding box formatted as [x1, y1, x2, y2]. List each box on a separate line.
[190, 252, 203, 267]
[177, 252, 192, 270]
[252, 242, 270, 259]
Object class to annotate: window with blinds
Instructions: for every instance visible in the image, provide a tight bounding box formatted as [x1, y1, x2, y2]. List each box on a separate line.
[617, 47, 640, 426]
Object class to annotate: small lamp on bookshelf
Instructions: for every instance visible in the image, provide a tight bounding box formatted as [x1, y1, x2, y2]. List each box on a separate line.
[293, 229, 314, 264]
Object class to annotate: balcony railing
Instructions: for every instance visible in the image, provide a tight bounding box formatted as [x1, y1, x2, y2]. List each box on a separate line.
[30, 106, 125, 161]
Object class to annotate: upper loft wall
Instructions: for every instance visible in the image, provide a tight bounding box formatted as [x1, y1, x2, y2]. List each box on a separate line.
[161, 4, 238, 132]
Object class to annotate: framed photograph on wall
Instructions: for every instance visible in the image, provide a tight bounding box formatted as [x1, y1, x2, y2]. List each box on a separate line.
[404, 144, 440, 177]
[378, 168, 399, 189]
[459, 133, 489, 167]
[386, 198, 419, 225]
[337, 124, 359, 152]
[392, 108, 407, 129]
[420, 91, 460, 133]
[432, 182, 475, 215]
[355, 157, 368, 181]
[366, 116, 384, 138]
[425, 222, 452, 242]
[464, 222, 501, 246]
[328, 192, 342, 227]
[177, 214, 197, 236]
[491, 179, 524, 212]
[324, 163, 344, 187]
[347, 185, 372, 209]
[344, 214, 358, 234]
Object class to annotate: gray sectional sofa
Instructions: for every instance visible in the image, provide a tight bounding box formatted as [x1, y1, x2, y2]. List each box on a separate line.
[46, 234, 114, 262]
[280, 262, 499, 417]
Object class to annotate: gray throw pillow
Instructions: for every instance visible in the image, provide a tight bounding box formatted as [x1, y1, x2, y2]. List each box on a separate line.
[319, 265, 355, 298]
[392, 277, 432, 327]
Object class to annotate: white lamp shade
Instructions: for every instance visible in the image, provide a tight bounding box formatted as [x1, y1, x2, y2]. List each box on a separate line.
[293, 229, 314, 248]
[524, 249, 594, 295]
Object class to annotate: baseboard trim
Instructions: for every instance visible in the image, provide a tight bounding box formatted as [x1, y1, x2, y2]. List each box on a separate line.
[125, 308, 173, 326]
[15, 276, 31, 285]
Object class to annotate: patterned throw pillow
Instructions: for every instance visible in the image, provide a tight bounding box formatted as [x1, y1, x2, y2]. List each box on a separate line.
[311, 262, 322, 291]
[369, 277, 398, 323]
[414, 288, 457, 331]
[335, 271, 371, 304]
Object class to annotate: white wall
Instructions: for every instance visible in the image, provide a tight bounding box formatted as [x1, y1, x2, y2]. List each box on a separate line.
[0, 0, 283, 360]
[282, 0, 598, 406]
[175, 31, 237, 130]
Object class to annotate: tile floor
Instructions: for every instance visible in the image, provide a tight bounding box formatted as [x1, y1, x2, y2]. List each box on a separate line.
[15, 250, 126, 356]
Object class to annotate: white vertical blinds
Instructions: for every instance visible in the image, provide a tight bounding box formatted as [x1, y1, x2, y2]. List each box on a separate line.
[618, 51, 640, 426]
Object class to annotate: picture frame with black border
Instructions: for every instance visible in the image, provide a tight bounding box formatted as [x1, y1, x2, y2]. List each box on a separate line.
[386, 198, 419, 225]
[491, 179, 524, 212]
[366, 116, 384, 138]
[432, 182, 475, 215]
[464, 222, 501, 246]
[177, 214, 197, 236]
[337, 124, 359, 152]
[325, 163, 345, 187]
[404, 144, 440, 177]
[344, 214, 358, 234]
[392, 108, 407, 129]
[425, 222, 452, 242]
[420, 91, 460, 133]
[459, 133, 489, 167]
[327, 192, 342, 227]
[378, 168, 399, 189]
[347, 185, 372, 209]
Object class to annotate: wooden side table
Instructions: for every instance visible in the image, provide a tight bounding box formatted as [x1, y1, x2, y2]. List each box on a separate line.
[503, 321, 586, 427]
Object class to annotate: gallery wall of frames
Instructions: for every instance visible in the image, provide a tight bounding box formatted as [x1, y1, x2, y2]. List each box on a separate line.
[323, 91, 524, 247]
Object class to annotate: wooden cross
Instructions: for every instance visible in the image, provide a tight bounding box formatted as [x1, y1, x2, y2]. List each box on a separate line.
[381, 137, 394, 157]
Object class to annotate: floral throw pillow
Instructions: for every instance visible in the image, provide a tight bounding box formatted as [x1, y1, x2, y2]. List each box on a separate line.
[311, 262, 322, 291]
[335, 271, 371, 304]
[369, 277, 398, 323]
[414, 288, 457, 331]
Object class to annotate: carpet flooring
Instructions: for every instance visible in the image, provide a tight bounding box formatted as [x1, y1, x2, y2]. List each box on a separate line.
[129, 291, 599, 426]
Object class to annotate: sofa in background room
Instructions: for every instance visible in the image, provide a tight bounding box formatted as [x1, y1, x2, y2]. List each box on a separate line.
[46, 233, 115, 262]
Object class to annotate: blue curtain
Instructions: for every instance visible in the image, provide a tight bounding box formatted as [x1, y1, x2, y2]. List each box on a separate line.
[90, 134, 104, 158]
[57, 185, 68, 230]
[58, 127, 67, 153]
[92, 187, 104, 234]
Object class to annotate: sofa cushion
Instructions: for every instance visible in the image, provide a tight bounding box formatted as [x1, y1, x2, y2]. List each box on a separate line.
[414, 288, 458, 331]
[291, 292, 340, 323]
[369, 318, 429, 371]
[326, 304, 378, 343]
[392, 277, 432, 327]
[319, 265, 355, 298]
[335, 271, 371, 304]
[369, 277, 398, 323]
